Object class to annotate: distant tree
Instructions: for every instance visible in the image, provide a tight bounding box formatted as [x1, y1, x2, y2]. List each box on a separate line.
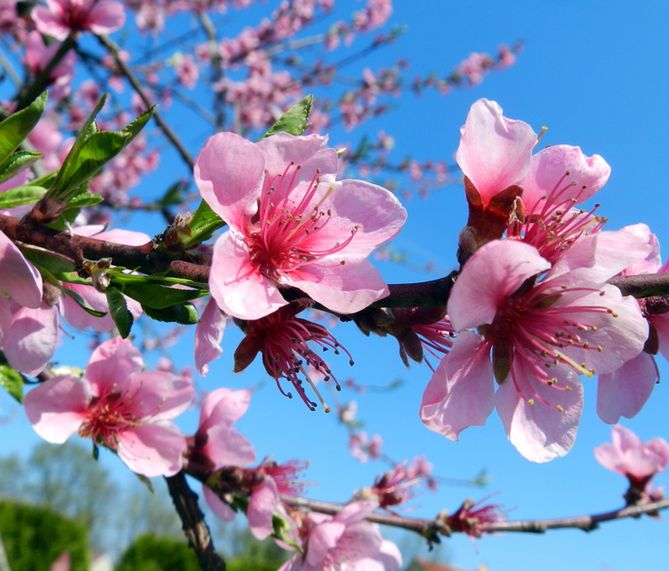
[115, 534, 200, 571]
[0, 501, 89, 571]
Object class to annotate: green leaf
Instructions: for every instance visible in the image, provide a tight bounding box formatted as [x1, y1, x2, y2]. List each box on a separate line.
[50, 99, 154, 199]
[115, 279, 206, 309]
[159, 180, 189, 207]
[263, 95, 313, 138]
[60, 286, 107, 318]
[105, 287, 134, 338]
[21, 245, 76, 276]
[143, 303, 199, 325]
[0, 151, 42, 183]
[0, 91, 47, 164]
[184, 200, 225, 248]
[0, 185, 46, 208]
[0, 364, 24, 403]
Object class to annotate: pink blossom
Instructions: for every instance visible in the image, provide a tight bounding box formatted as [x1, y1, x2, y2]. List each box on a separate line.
[59, 228, 149, 332]
[25, 337, 194, 477]
[24, 31, 76, 100]
[280, 501, 402, 571]
[359, 457, 434, 509]
[421, 238, 650, 462]
[596, 224, 666, 423]
[194, 299, 227, 376]
[443, 498, 506, 537]
[0, 230, 58, 375]
[33, 0, 125, 41]
[456, 99, 537, 207]
[595, 425, 669, 495]
[233, 301, 353, 410]
[174, 54, 199, 89]
[188, 388, 307, 539]
[195, 131, 407, 320]
[349, 431, 383, 463]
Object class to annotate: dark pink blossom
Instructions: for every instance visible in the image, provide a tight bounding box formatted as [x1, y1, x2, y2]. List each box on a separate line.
[233, 302, 353, 410]
[25, 337, 194, 477]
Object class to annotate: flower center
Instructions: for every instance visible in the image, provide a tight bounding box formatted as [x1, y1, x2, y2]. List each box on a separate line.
[78, 391, 138, 448]
[246, 163, 357, 280]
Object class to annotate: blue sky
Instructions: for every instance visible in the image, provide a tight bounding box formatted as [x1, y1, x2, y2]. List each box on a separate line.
[2, 0, 669, 568]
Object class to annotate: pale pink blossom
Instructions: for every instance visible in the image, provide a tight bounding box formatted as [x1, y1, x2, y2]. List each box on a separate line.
[194, 299, 227, 376]
[24, 31, 76, 100]
[595, 425, 669, 492]
[59, 228, 149, 332]
[456, 99, 537, 206]
[189, 388, 306, 539]
[25, 337, 194, 477]
[0, 230, 58, 375]
[597, 224, 666, 423]
[195, 131, 407, 320]
[421, 237, 650, 462]
[280, 501, 402, 571]
[33, 0, 125, 41]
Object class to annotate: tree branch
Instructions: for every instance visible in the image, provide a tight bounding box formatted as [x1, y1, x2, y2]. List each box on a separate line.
[165, 472, 226, 571]
[281, 494, 669, 536]
[95, 34, 195, 170]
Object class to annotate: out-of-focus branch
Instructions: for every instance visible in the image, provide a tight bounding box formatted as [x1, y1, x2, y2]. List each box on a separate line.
[95, 34, 195, 170]
[198, 13, 226, 131]
[15, 34, 76, 111]
[166, 472, 226, 571]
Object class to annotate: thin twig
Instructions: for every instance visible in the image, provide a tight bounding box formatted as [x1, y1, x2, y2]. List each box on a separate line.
[166, 472, 226, 571]
[281, 494, 669, 536]
[96, 34, 195, 170]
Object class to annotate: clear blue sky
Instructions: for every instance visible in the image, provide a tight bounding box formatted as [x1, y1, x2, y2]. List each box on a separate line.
[2, 1, 669, 568]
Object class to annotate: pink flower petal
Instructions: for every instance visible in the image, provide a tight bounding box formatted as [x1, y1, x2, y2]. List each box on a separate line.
[455, 99, 536, 205]
[551, 228, 655, 284]
[117, 422, 186, 477]
[617, 223, 662, 276]
[202, 424, 256, 468]
[247, 478, 279, 539]
[448, 240, 550, 330]
[256, 133, 331, 179]
[32, 7, 70, 41]
[195, 299, 226, 376]
[285, 259, 389, 314]
[554, 284, 648, 375]
[4, 303, 59, 375]
[24, 376, 91, 443]
[306, 522, 346, 567]
[200, 387, 251, 428]
[194, 132, 264, 232]
[420, 331, 494, 440]
[652, 313, 669, 361]
[93, 228, 151, 246]
[127, 371, 194, 421]
[496, 362, 582, 462]
[0, 230, 43, 308]
[597, 352, 658, 424]
[522, 145, 610, 214]
[85, 337, 143, 393]
[309, 179, 407, 259]
[203, 486, 236, 521]
[88, 0, 125, 35]
[209, 231, 287, 319]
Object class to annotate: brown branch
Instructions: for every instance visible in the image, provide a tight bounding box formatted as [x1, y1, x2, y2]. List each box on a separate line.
[95, 34, 195, 170]
[281, 494, 669, 536]
[3, 212, 669, 309]
[0, 214, 208, 282]
[166, 472, 226, 571]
